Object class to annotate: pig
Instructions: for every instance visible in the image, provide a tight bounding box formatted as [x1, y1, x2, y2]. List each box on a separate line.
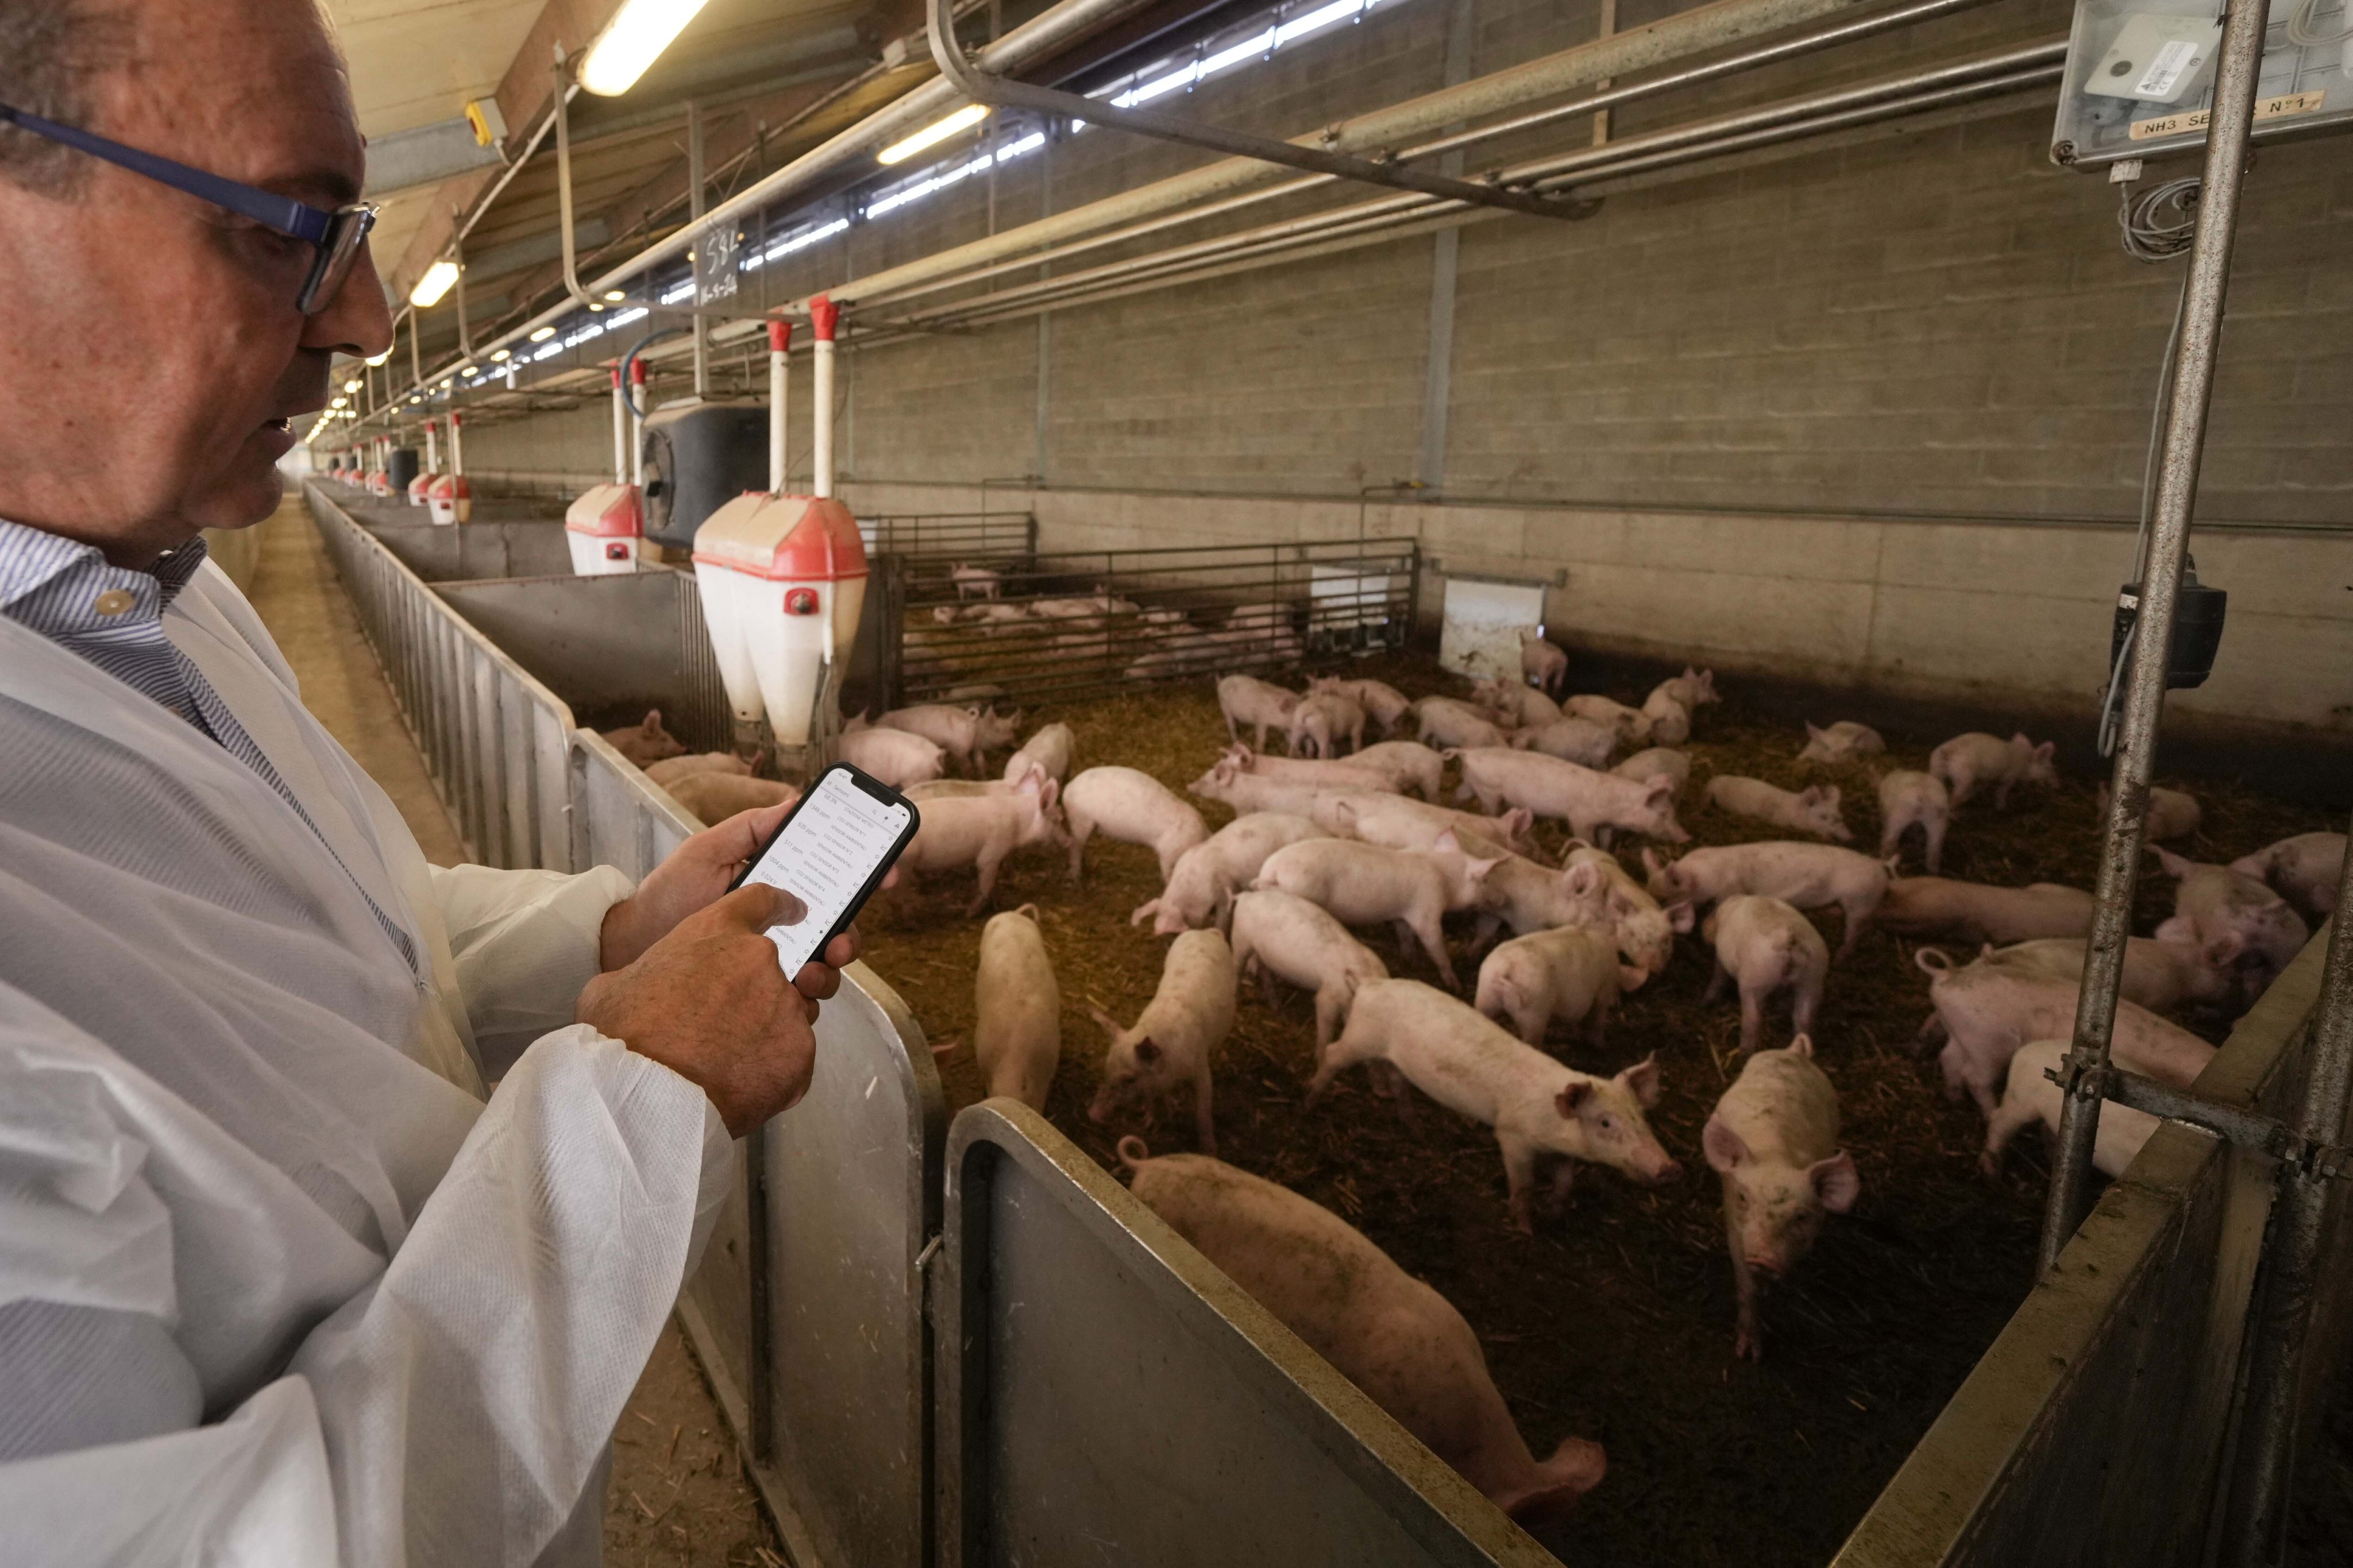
[1132, 813, 1324, 936]
[2154, 847, 2310, 994]
[1508, 717, 1618, 769]
[1559, 694, 1652, 747]
[664, 773, 796, 827]
[840, 725, 949, 789]
[1341, 740, 1447, 802]
[1563, 843, 1677, 980]
[1474, 926, 1643, 1047]
[1698, 895, 1827, 1056]
[643, 751, 751, 787]
[898, 773, 1069, 917]
[1218, 674, 1300, 749]
[1469, 855, 1613, 950]
[1316, 793, 1540, 860]
[1307, 675, 1413, 736]
[1640, 690, 1692, 747]
[1307, 979, 1682, 1231]
[1252, 838, 1472, 989]
[2098, 781, 2202, 842]
[2232, 831, 2347, 921]
[1289, 691, 1367, 758]
[1229, 888, 1389, 1048]
[878, 703, 1023, 777]
[1218, 744, 1397, 797]
[1874, 877, 2094, 945]
[1117, 1142, 1607, 1524]
[1982, 933, 2238, 1013]
[1087, 929, 1236, 1154]
[1002, 720, 1075, 785]
[1655, 667, 1719, 711]
[1915, 957, 2214, 1118]
[602, 708, 687, 767]
[1449, 748, 1688, 847]
[1877, 769, 1950, 874]
[1065, 765, 1211, 883]
[950, 561, 1001, 600]
[1474, 677, 1562, 729]
[1703, 776, 1852, 843]
[1411, 696, 1509, 752]
[905, 778, 1027, 801]
[1520, 631, 1569, 696]
[1613, 748, 1692, 795]
[1980, 1039, 2162, 1180]
[1797, 721, 1885, 763]
[1702, 1038, 1858, 1360]
[936, 904, 1060, 1110]
[1642, 843, 1892, 960]
[1189, 759, 1356, 821]
[1928, 731, 2059, 810]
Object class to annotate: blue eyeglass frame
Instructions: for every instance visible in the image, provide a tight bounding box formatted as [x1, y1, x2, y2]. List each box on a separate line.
[0, 101, 376, 315]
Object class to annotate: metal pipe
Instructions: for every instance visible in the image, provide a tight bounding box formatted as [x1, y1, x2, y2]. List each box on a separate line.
[630, 361, 647, 486]
[767, 319, 792, 493]
[449, 411, 464, 478]
[425, 418, 439, 476]
[610, 368, 628, 485]
[811, 296, 838, 498]
[554, 49, 601, 317]
[688, 100, 710, 398]
[2040, 0, 2274, 1280]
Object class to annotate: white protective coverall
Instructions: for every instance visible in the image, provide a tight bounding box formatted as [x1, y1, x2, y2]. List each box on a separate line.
[0, 561, 733, 1564]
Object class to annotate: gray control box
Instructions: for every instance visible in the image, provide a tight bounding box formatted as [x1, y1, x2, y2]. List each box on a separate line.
[2053, 0, 2351, 165]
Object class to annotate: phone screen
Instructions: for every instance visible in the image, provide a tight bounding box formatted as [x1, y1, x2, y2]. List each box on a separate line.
[734, 764, 917, 978]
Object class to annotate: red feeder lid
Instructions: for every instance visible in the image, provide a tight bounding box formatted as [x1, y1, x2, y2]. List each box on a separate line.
[429, 474, 472, 500]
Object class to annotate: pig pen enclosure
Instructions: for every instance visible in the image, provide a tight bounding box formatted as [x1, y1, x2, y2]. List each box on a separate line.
[854, 654, 2333, 1568]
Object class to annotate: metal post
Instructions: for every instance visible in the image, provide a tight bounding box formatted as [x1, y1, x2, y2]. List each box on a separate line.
[2221, 846, 2353, 1565]
[2038, 0, 2273, 1279]
[811, 295, 838, 499]
[766, 319, 790, 494]
[688, 101, 709, 399]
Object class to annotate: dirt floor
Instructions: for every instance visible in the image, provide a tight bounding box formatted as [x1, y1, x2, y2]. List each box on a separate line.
[858, 650, 2333, 1567]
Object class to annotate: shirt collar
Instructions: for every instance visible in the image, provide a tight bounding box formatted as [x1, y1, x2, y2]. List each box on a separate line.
[0, 516, 210, 616]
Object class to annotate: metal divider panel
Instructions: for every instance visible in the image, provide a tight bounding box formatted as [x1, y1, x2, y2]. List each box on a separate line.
[937, 1103, 1550, 1568]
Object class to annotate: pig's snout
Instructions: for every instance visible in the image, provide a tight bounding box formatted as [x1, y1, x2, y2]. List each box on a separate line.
[1646, 1157, 1685, 1186]
[1744, 1252, 1787, 1280]
[1087, 1091, 1113, 1125]
[1550, 1436, 1608, 1494]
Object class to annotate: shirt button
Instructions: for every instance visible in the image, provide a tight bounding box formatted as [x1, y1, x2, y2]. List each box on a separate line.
[93, 589, 137, 617]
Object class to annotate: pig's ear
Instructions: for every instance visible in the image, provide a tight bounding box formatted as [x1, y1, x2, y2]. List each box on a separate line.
[1702, 1115, 1746, 1173]
[1038, 778, 1060, 812]
[642, 709, 664, 735]
[1667, 900, 1696, 933]
[1505, 808, 1535, 840]
[1822, 786, 1842, 809]
[1565, 862, 1601, 897]
[1641, 847, 1664, 876]
[1810, 1151, 1861, 1214]
[2155, 847, 2193, 878]
[1553, 1079, 1594, 1117]
[1133, 1037, 1163, 1064]
[1646, 778, 1674, 802]
[2034, 740, 2056, 763]
[1619, 1054, 1663, 1107]
[2204, 931, 2246, 968]
[1798, 785, 1824, 805]
[1434, 829, 1460, 852]
[1805, 722, 1826, 743]
[1787, 1033, 1815, 1060]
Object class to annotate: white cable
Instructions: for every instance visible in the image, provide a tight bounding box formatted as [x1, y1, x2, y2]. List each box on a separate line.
[2117, 176, 2201, 262]
[2287, 0, 2353, 48]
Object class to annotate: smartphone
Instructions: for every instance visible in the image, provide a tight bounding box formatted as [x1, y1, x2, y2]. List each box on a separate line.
[729, 762, 920, 978]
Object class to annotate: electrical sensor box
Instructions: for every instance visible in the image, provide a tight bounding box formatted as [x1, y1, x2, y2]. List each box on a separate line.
[2053, 0, 2351, 167]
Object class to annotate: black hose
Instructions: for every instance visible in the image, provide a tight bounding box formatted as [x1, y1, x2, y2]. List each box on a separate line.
[619, 328, 691, 419]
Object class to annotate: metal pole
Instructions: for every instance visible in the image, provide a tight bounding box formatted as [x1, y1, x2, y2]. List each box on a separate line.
[610, 367, 628, 486]
[811, 295, 838, 499]
[2222, 845, 2353, 1565]
[688, 101, 709, 400]
[767, 319, 790, 494]
[2039, 0, 2273, 1279]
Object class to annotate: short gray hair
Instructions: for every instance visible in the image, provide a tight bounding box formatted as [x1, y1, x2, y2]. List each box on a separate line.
[0, 2, 130, 197]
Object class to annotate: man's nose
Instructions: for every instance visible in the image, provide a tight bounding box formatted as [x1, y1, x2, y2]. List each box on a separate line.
[303, 241, 394, 360]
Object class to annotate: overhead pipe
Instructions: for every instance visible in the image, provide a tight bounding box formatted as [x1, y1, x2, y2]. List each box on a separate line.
[768, 318, 793, 493]
[2039, 0, 2274, 1281]
[810, 296, 838, 499]
[610, 366, 630, 484]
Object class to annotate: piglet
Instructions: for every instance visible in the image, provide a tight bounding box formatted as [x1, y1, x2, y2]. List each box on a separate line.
[1310, 979, 1681, 1231]
[1929, 731, 2058, 810]
[2232, 831, 2346, 921]
[1874, 876, 2093, 945]
[1119, 1142, 1607, 1524]
[1559, 694, 1652, 747]
[1877, 770, 1950, 874]
[1798, 721, 1884, 763]
[1703, 776, 1851, 843]
[1309, 675, 1410, 736]
[1509, 716, 1618, 769]
[1474, 925, 1641, 1046]
[1703, 1037, 1857, 1359]
[1132, 812, 1323, 936]
[1915, 956, 2213, 1117]
[2154, 847, 2310, 998]
[1984, 933, 2236, 1014]
[1218, 675, 1299, 750]
[1229, 888, 1388, 1048]
[1253, 837, 1482, 989]
[1451, 748, 1687, 847]
[1642, 843, 1891, 960]
[1470, 853, 1613, 949]
[1655, 667, 1718, 710]
[879, 702, 1022, 777]
[1563, 844, 1677, 980]
[1640, 689, 1692, 747]
[1190, 760, 1355, 821]
[1702, 895, 1827, 1055]
[1289, 692, 1366, 758]
[1475, 677, 1563, 729]
[1521, 632, 1569, 696]
[1981, 1038, 2161, 1180]
[1065, 765, 1211, 883]
[664, 773, 796, 828]
[1003, 720, 1075, 784]
[1220, 744, 1397, 797]
[899, 773, 1069, 917]
[2098, 781, 2202, 842]
[1341, 740, 1446, 801]
[938, 903, 1060, 1110]
[1316, 792, 1540, 860]
[603, 708, 687, 767]
[1613, 748, 1691, 795]
[1088, 928, 1236, 1153]
[950, 561, 1001, 600]
[842, 725, 948, 789]
[1413, 696, 1509, 751]
[644, 751, 751, 787]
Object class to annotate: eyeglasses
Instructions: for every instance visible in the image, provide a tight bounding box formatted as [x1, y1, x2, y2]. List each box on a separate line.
[0, 101, 376, 315]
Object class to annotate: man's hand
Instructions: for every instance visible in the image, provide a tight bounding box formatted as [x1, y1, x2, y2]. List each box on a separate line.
[580, 882, 821, 1136]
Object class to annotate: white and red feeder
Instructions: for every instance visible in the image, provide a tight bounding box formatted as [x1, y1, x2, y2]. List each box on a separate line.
[408, 419, 440, 507]
[427, 412, 472, 526]
[367, 438, 392, 497]
[565, 365, 643, 575]
[693, 303, 864, 763]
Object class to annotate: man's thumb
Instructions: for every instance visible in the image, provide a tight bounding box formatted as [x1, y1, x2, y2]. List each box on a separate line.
[713, 880, 807, 932]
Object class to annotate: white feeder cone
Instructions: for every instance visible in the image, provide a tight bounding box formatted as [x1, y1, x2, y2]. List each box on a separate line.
[692, 496, 867, 747]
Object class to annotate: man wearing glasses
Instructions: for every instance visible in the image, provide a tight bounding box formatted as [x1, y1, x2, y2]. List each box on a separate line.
[0, 2, 855, 1561]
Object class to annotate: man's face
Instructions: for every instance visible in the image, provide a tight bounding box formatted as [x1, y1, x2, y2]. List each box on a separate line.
[0, 0, 393, 565]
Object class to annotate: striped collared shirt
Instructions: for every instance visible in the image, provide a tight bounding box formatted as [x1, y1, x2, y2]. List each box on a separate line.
[0, 515, 418, 975]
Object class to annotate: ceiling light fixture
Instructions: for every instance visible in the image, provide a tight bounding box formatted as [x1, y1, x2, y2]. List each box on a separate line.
[579, 0, 713, 96]
[878, 103, 989, 165]
[409, 258, 461, 308]
[529, 325, 558, 342]
[364, 348, 391, 367]
[604, 288, 627, 302]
